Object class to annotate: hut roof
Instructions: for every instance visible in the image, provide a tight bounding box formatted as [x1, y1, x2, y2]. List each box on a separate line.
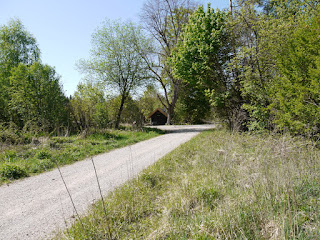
[147, 108, 168, 118]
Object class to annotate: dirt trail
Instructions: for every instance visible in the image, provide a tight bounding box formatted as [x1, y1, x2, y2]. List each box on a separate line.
[0, 125, 214, 240]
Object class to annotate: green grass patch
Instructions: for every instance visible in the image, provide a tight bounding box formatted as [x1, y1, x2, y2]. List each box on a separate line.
[54, 129, 320, 239]
[0, 127, 164, 184]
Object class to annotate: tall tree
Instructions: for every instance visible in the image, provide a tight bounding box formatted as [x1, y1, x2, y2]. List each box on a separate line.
[0, 19, 40, 121]
[139, 0, 197, 124]
[231, 0, 318, 131]
[270, 11, 320, 136]
[171, 5, 243, 128]
[9, 62, 68, 130]
[78, 19, 151, 129]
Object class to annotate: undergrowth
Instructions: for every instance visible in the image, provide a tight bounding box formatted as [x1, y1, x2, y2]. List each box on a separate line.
[0, 127, 163, 184]
[54, 129, 320, 239]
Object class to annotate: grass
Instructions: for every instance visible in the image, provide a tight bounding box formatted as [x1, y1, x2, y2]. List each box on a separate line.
[54, 129, 320, 239]
[0, 127, 164, 185]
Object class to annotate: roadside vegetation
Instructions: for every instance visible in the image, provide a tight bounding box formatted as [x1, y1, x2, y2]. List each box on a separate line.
[54, 129, 320, 239]
[1, 0, 320, 238]
[0, 127, 163, 184]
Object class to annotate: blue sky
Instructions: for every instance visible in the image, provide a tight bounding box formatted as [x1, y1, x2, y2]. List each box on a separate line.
[0, 0, 230, 96]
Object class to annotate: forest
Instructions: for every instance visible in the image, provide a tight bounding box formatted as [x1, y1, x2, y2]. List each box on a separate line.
[0, 0, 319, 140]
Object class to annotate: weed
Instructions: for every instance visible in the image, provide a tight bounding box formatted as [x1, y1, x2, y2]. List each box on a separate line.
[0, 163, 28, 180]
[30, 159, 55, 173]
[36, 150, 52, 160]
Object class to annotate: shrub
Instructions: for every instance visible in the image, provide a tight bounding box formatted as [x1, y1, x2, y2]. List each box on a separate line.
[36, 150, 51, 160]
[0, 163, 28, 179]
[0, 122, 21, 144]
[30, 159, 55, 173]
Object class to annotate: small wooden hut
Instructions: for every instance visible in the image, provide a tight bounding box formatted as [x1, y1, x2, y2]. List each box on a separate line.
[148, 108, 168, 125]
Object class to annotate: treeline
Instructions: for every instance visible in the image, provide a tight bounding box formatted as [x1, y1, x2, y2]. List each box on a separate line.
[1, 0, 319, 140]
[171, 0, 320, 137]
[0, 19, 69, 137]
[0, 19, 162, 139]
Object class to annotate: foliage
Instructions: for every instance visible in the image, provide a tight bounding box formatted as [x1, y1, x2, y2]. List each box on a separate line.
[0, 19, 68, 132]
[0, 128, 163, 183]
[138, 85, 164, 121]
[70, 82, 109, 131]
[0, 18, 40, 122]
[77, 19, 151, 129]
[172, 5, 242, 127]
[230, 0, 319, 133]
[0, 163, 28, 179]
[9, 62, 68, 130]
[107, 95, 143, 126]
[139, 0, 197, 124]
[269, 12, 320, 136]
[173, 83, 211, 124]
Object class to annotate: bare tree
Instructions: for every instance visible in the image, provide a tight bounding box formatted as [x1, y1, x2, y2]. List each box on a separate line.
[139, 0, 198, 124]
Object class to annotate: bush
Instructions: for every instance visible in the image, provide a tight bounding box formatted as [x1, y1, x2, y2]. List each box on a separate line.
[36, 150, 51, 160]
[0, 122, 21, 144]
[0, 163, 28, 179]
[30, 159, 55, 173]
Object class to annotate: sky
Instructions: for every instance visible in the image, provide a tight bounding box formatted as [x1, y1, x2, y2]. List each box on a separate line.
[0, 0, 230, 96]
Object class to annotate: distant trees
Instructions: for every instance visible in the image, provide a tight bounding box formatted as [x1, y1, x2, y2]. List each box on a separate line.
[9, 62, 67, 130]
[0, 19, 40, 122]
[1, 0, 319, 137]
[70, 82, 108, 131]
[0, 19, 68, 132]
[138, 85, 164, 120]
[77, 19, 152, 129]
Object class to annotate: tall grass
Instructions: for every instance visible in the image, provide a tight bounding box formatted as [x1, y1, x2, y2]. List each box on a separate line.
[55, 129, 320, 239]
[0, 128, 164, 184]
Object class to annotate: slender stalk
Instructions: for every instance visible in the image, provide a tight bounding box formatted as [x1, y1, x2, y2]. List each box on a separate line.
[54, 160, 86, 233]
[91, 157, 112, 239]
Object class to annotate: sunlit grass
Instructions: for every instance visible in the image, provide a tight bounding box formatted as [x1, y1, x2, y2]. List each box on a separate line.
[0, 127, 164, 184]
[55, 129, 320, 239]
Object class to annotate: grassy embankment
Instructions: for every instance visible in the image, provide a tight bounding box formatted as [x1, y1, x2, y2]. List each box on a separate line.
[0, 128, 164, 184]
[55, 129, 320, 239]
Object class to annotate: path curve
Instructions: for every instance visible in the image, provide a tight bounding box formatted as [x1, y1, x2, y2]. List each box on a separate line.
[0, 125, 214, 240]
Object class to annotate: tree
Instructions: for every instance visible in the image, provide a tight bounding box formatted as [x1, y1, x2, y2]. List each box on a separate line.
[70, 82, 108, 131]
[78, 19, 151, 129]
[269, 11, 320, 136]
[107, 95, 143, 126]
[9, 62, 68, 130]
[231, 0, 318, 131]
[0, 19, 40, 121]
[139, 0, 197, 124]
[171, 5, 242, 128]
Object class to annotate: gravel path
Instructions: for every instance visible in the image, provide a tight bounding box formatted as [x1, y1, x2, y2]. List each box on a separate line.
[0, 125, 214, 240]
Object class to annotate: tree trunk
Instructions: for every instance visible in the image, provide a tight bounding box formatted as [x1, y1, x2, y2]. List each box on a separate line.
[115, 92, 127, 129]
[166, 104, 174, 125]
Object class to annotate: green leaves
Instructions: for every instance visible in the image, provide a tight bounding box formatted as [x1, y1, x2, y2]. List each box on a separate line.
[70, 82, 108, 130]
[270, 13, 320, 135]
[9, 62, 67, 129]
[78, 19, 153, 128]
[0, 19, 41, 121]
[171, 4, 234, 124]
